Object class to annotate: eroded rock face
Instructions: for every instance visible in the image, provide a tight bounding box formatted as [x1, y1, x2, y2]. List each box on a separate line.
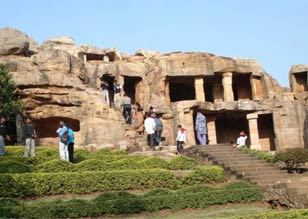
[0, 27, 29, 55]
[0, 27, 307, 151]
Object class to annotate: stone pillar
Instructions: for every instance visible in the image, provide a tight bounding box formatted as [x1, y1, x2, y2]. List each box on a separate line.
[207, 118, 217, 145]
[250, 76, 263, 100]
[247, 113, 261, 150]
[83, 54, 87, 62]
[194, 77, 205, 102]
[222, 72, 234, 102]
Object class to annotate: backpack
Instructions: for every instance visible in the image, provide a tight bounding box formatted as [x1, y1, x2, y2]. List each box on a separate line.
[60, 131, 69, 144]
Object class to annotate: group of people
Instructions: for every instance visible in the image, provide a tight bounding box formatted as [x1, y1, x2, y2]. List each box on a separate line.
[0, 116, 75, 163]
[144, 111, 164, 149]
[56, 119, 75, 162]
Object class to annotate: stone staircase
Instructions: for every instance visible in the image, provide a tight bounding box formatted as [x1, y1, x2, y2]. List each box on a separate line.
[184, 144, 308, 208]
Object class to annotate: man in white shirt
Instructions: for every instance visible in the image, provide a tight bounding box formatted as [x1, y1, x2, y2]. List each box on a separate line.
[235, 131, 248, 148]
[144, 112, 156, 149]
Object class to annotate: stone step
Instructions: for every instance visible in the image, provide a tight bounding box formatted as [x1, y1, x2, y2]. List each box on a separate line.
[236, 170, 288, 178]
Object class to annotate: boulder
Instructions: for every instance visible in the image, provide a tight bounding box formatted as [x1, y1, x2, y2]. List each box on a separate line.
[28, 37, 39, 54]
[0, 27, 29, 55]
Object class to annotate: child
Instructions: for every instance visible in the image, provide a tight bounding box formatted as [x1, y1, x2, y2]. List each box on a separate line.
[176, 125, 186, 154]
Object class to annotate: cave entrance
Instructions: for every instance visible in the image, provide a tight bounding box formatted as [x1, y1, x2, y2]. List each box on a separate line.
[85, 53, 116, 63]
[294, 72, 308, 93]
[123, 76, 142, 104]
[204, 76, 223, 103]
[169, 76, 196, 102]
[232, 74, 252, 101]
[258, 114, 276, 151]
[101, 74, 115, 105]
[34, 117, 80, 138]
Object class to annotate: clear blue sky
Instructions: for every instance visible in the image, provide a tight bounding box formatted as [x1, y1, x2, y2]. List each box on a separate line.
[1, 0, 308, 87]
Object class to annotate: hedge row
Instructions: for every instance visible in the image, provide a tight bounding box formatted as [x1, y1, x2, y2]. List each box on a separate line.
[0, 182, 263, 218]
[234, 209, 308, 219]
[0, 156, 197, 173]
[0, 166, 224, 197]
[239, 148, 276, 163]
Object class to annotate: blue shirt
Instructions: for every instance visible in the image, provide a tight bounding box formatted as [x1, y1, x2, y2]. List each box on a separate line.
[56, 125, 67, 137]
[67, 128, 75, 143]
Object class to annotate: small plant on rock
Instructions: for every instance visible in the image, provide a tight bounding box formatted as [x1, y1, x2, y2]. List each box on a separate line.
[275, 148, 308, 173]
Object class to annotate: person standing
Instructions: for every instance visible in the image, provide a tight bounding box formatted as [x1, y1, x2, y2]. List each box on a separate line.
[122, 93, 132, 124]
[144, 113, 156, 149]
[135, 102, 144, 134]
[154, 113, 163, 145]
[113, 80, 122, 109]
[0, 116, 10, 156]
[56, 119, 69, 161]
[101, 79, 110, 106]
[195, 111, 207, 145]
[176, 125, 186, 154]
[23, 117, 36, 157]
[65, 121, 75, 163]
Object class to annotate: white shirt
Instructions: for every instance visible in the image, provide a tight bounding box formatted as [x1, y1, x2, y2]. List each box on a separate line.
[176, 130, 186, 142]
[237, 136, 247, 147]
[144, 117, 156, 134]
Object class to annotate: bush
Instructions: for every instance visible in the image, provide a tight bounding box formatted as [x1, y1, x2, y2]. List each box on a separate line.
[181, 166, 225, 185]
[0, 182, 262, 218]
[0, 160, 32, 173]
[35, 159, 73, 172]
[168, 156, 197, 170]
[138, 157, 169, 169]
[240, 148, 276, 163]
[0, 165, 226, 197]
[89, 148, 127, 156]
[234, 209, 308, 219]
[275, 148, 308, 172]
[0, 169, 181, 197]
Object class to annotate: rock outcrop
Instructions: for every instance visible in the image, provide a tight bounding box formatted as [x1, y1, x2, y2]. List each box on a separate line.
[0, 27, 307, 151]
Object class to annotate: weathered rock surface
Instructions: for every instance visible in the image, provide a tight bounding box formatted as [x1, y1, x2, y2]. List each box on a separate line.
[0, 27, 307, 151]
[0, 27, 29, 55]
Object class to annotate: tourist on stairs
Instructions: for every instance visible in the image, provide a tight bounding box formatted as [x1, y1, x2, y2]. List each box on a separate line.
[113, 79, 122, 109]
[195, 110, 207, 145]
[176, 125, 186, 154]
[23, 117, 36, 157]
[234, 131, 248, 148]
[65, 121, 75, 163]
[144, 112, 156, 149]
[56, 119, 69, 161]
[0, 116, 10, 156]
[154, 113, 163, 146]
[134, 102, 144, 134]
[122, 93, 132, 124]
[101, 79, 110, 106]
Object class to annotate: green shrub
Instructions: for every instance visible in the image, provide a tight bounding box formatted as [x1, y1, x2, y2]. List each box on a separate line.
[0, 169, 181, 197]
[0, 160, 32, 173]
[240, 148, 276, 163]
[168, 156, 197, 170]
[0, 182, 262, 218]
[35, 159, 73, 172]
[275, 148, 308, 172]
[181, 166, 225, 185]
[234, 209, 308, 219]
[138, 157, 169, 169]
[89, 148, 127, 156]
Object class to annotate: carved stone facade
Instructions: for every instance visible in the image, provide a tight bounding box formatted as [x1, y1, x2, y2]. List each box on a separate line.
[0, 27, 307, 151]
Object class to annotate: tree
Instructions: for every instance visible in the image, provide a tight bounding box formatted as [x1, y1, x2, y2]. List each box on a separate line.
[0, 64, 23, 118]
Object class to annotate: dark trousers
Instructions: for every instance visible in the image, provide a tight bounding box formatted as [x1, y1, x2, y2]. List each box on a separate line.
[155, 128, 163, 145]
[177, 141, 184, 154]
[147, 134, 155, 148]
[123, 104, 132, 124]
[68, 142, 74, 162]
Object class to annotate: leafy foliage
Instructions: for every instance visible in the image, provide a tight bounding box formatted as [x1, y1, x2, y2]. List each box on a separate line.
[0, 182, 263, 218]
[168, 155, 197, 170]
[233, 209, 308, 219]
[239, 148, 276, 163]
[0, 64, 23, 118]
[274, 148, 308, 172]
